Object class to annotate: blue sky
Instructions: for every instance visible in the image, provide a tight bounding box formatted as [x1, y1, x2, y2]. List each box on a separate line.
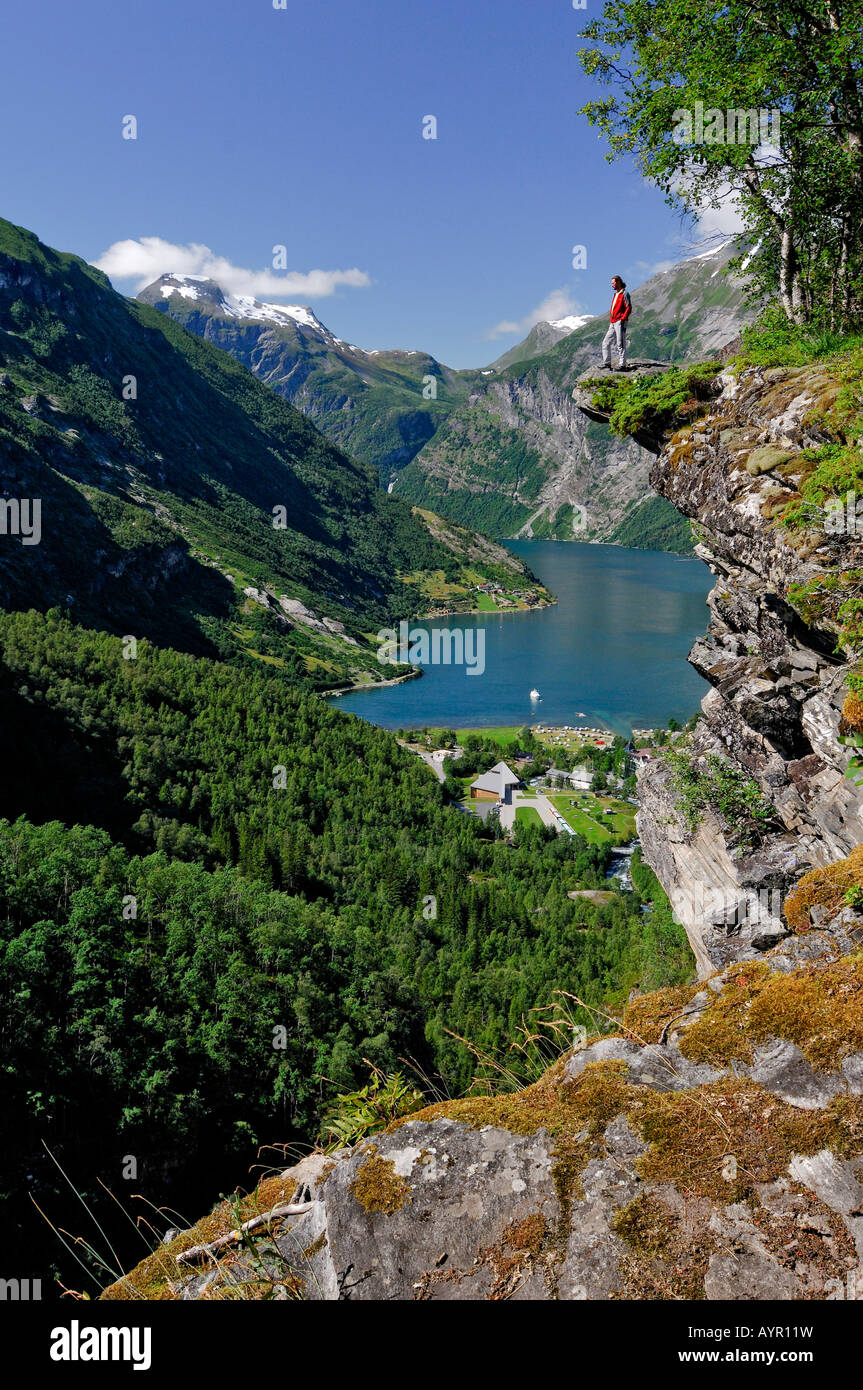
[2, 0, 725, 366]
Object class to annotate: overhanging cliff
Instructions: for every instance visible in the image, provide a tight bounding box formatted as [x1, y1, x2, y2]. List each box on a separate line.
[627, 363, 862, 973]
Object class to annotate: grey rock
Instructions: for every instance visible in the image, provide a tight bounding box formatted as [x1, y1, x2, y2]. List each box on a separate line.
[787, 1151, 863, 1259]
[704, 1247, 801, 1300]
[566, 1036, 724, 1092]
[298, 1120, 561, 1301]
[703, 1202, 802, 1299]
[747, 1039, 846, 1109]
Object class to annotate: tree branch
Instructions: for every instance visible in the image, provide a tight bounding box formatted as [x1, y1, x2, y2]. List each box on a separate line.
[175, 1202, 314, 1266]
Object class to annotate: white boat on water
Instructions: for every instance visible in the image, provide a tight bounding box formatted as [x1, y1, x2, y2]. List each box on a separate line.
[530, 688, 541, 700]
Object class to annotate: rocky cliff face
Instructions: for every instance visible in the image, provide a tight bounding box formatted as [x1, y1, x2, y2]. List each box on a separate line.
[395, 366, 651, 544]
[632, 363, 863, 974]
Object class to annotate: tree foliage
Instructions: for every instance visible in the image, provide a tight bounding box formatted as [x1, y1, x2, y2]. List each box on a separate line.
[0, 610, 694, 1279]
[578, 0, 863, 327]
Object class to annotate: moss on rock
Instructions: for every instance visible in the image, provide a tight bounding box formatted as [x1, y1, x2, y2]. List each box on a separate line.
[632, 1079, 863, 1202]
[677, 953, 863, 1071]
[785, 847, 863, 932]
[841, 692, 863, 734]
[349, 1147, 411, 1215]
[395, 1058, 630, 1142]
[622, 981, 706, 1045]
[611, 1190, 717, 1300]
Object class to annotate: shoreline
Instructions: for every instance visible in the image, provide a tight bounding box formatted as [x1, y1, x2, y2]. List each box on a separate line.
[418, 598, 557, 619]
[506, 535, 697, 560]
[324, 594, 555, 698]
[324, 667, 423, 698]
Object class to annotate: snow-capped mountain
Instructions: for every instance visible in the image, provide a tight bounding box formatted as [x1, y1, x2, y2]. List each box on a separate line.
[147, 273, 341, 338]
[548, 313, 593, 333]
[139, 274, 486, 476]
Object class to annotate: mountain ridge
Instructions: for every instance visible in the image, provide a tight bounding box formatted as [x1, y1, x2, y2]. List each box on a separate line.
[138, 272, 486, 479]
[488, 313, 594, 372]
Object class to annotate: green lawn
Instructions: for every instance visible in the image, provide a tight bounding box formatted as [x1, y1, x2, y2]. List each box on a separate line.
[548, 793, 636, 845]
[552, 803, 612, 843]
[423, 725, 522, 745]
[515, 806, 543, 827]
[597, 797, 638, 838]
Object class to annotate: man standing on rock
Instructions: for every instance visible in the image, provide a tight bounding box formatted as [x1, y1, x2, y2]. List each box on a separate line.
[601, 275, 632, 371]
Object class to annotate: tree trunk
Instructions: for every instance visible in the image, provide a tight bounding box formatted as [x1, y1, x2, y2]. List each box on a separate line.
[838, 221, 851, 325]
[779, 226, 798, 322]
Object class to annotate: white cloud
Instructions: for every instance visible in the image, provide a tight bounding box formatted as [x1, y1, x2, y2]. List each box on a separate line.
[92, 236, 371, 299]
[486, 287, 586, 340]
[685, 143, 783, 248]
[633, 256, 679, 277]
[628, 169, 748, 281]
[668, 174, 748, 248]
[630, 191, 744, 280]
[693, 187, 746, 242]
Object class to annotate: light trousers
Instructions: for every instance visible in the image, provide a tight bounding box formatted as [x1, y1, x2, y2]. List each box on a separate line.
[602, 320, 627, 367]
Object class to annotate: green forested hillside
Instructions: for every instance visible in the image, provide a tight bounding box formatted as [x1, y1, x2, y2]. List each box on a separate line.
[0, 219, 542, 688]
[0, 609, 692, 1281]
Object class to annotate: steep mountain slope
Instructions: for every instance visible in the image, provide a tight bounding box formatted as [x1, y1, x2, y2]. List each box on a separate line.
[0, 219, 546, 688]
[138, 274, 486, 480]
[394, 241, 753, 550]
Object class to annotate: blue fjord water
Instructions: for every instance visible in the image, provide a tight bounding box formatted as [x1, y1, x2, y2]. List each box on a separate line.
[328, 541, 713, 736]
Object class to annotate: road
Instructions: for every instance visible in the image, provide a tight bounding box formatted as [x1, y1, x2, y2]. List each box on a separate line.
[398, 742, 448, 784]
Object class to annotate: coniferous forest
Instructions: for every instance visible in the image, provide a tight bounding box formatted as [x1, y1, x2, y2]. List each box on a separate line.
[0, 607, 691, 1280]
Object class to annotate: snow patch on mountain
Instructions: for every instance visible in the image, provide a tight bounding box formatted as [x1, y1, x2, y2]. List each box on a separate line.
[548, 313, 593, 333]
[684, 237, 735, 264]
[159, 275, 207, 301]
[157, 274, 335, 335]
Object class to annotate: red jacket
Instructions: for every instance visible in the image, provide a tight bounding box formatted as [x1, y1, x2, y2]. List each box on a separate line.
[610, 289, 632, 324]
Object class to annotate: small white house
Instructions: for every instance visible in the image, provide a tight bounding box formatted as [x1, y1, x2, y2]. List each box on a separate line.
[547, 766, 593, 790]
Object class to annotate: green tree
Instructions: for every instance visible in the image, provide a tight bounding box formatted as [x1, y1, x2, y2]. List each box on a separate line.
[578, 0, 863, 327]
